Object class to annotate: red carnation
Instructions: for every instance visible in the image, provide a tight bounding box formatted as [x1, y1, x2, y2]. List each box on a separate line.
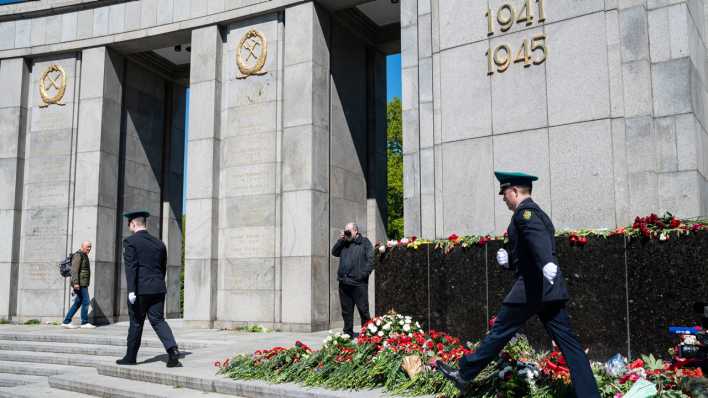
[437, 343, 444, 352]
[670, 218, 680, 228]
[448, 233, 459, 242]
[488, 315, 497, 329]
[629, 358, 644, 369]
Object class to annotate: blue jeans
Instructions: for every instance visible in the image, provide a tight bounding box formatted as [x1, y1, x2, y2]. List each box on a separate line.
[64, 287, 90, 324]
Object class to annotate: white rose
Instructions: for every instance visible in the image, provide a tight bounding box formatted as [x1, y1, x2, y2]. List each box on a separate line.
[378, 245, 386, 253]
[399, 321, 405, 326]
[403, 324, 410, 332]
[325, 336, 332, 343]
[400, 238, 410, 245]
[386, 240, 397, 248]
[368, 324, 378, 333]
[415, 322, 421, 328]
[382, 323, 391, 331]
[377, 331, 384, 337]
[342, 334, 350, 340]
[376, 319, 381, 326]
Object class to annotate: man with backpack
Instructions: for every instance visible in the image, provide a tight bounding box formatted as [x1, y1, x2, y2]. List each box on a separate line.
[61, 241, 95, 329]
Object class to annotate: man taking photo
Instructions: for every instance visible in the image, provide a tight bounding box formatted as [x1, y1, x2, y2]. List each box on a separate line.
[331, 222, 374, 339]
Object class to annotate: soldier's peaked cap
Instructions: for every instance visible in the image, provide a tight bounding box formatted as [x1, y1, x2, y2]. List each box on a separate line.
[494, 171, 538, 195]
[122, 210, 151, 221]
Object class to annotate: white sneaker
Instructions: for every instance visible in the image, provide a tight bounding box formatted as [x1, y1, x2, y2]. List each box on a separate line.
[80, 323, 96, 329]
[62, 323, 77, 329]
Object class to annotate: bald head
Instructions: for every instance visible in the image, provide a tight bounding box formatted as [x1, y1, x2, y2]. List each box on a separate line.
[80, 241, 92, 255]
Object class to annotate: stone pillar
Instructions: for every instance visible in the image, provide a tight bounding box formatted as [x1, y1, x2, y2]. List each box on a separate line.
[184, 25, 222, 328]
[216, 14, 282, 328]
[417, 0, 436, 239]
[281, 2, 331, 331]
[163, 85, 186, 319]
[401, 0, 422, 237]
[366, 48, 389, 315]
[17, 54, 79, 322]
[73, 47, 123, 325]
[0, 58, 29, 321]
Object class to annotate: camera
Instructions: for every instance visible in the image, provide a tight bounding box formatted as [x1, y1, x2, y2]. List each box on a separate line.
[344, 230, 352, 238]
[669, 302, 707, 372]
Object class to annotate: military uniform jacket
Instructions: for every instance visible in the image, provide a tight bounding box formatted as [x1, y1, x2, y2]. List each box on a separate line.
[123, 230, 168, 296]
[503, 198, 569, 304]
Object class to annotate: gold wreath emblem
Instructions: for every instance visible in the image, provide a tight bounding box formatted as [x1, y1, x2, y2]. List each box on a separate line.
[236, 29, 267, 78]
[39, 64, 67, 107]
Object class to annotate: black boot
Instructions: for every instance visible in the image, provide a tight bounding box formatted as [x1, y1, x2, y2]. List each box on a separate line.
[116, 356, 137, 365]
[166, 347, 182, 368]
[435, 360, 470, 393]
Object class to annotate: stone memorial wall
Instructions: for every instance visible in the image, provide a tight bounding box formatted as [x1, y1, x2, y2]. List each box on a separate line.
[375, 232, 708, 360]
[402, 0, 708, 238]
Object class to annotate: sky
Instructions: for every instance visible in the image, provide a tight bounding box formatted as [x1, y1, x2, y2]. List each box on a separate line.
[387, 54, 402, 101]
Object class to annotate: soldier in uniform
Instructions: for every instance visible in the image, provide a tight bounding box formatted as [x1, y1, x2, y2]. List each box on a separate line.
[116, 210, 181, 368]
[436, 171, 600, 397]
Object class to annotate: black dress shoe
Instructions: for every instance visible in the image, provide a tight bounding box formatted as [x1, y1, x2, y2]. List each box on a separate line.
[116, 357, 137, 365]
[166, 347, 182, 368]
[435, 360, 470, 392]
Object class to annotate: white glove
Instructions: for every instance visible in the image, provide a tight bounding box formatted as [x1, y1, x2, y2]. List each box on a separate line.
[496, 248, 509, 268]
[542, 262, 558, 284]
[128, 292, 136, 304]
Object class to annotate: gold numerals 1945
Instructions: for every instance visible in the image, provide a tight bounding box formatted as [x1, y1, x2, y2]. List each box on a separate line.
[486, 34, 547, 75]
[485, 0, 546, 35]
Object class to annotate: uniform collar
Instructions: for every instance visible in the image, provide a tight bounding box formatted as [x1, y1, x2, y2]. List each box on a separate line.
[514, 197, 535, 214]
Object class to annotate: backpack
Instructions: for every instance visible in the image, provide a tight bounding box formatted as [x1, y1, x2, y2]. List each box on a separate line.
[59, 252, 75, 278]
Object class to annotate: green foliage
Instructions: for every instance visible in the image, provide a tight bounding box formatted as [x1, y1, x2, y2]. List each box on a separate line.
[0, 318, 9, 325]
[236, 324, 270, 333]
[387, 97, 404, 240]
[23, 319, 40, 325]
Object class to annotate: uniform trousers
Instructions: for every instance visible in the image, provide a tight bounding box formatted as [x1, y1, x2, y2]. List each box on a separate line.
[126, 293, 177, 361]
[458, 301, 600, 398]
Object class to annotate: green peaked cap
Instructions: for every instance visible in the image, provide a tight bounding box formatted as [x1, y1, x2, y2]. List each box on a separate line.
[122, 210, 151, 221]
[494, 171, 538, 194]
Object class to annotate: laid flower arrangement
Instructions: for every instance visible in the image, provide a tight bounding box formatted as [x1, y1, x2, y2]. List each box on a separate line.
[215, 313, 706, 397]
[377, 213, 707, 253]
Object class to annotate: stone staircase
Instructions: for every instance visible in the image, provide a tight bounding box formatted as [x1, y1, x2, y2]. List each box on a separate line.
[0, 329, 239, 398]
[0, 325, 394, 398]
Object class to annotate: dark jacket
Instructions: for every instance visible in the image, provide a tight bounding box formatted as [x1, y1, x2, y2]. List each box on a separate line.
[503, 198, 569, 304]
[332, 234, 374, 286]
[123, 230, 167, 296]
[70, 251, 90, 287]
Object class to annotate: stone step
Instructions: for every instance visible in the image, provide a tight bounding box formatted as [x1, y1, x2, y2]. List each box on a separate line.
[0, 332, 210, 350]
[96, 364, 396, 398]
[0, 360, 76, 377]
[0, 380, 95, 398]
[0, 340, 165, 358]
[0, 351, 115, 368]
[0, 373, 45, 388]
[49, 369, 242, 398]
[0, 340, 163, 357]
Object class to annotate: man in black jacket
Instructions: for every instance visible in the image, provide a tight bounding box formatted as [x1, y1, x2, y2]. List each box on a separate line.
[436, 171, 600, 398]
[116, 210, 181, 368]
[331, 222, 374, 338]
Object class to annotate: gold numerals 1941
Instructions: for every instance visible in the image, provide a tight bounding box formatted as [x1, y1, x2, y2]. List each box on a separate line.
[486, 34, 547, 75]
[485, 0, 546, 35]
